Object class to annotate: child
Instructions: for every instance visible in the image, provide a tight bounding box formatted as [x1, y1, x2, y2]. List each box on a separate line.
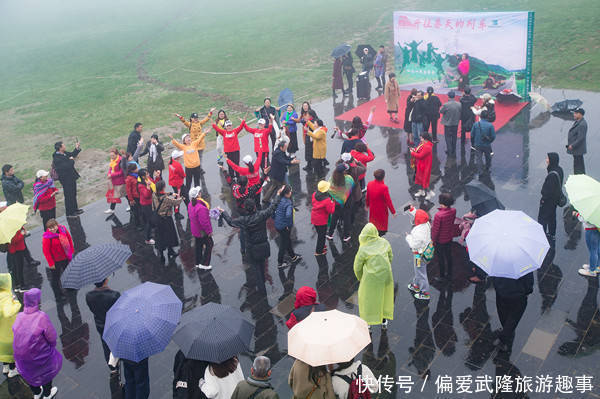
[168, 150, 187, 220]
[405, 207, 432, 300]
[311, 181, 336, 255]
[6, 227, 27, 292]
[125, 164, 141, 228]
[273, 185, 301, 269]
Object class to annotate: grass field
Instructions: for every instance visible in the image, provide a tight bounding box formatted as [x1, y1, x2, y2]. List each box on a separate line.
[0, 0, 598, 209]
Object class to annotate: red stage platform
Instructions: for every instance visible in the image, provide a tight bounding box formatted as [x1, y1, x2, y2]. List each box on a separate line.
[335, 90, 528, 134]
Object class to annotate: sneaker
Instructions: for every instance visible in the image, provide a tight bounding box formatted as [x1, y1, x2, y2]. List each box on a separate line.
[196, 264, 212, 270]
[425, 190, 436, 200]
[415, 189, 426, 197]
[326, 235, 334, 240]
[290, 255, 302, 263]
[33, 391, 43, 399]
[414, 292, 431, 300]
[145, 239, 155, 245]
[126, 206, 131, 212]
[2, 364, 8, 374]
[343, 236, 351, 242]
[578, 268, 598, 277]
[407, 283, 420, 293]
[315, 250, 327, 256]
[582, 264, 590, 270]
[7, 368, 19, 378]
[278, 262, 289, 269]
[45, 387, 58, 399]
[381, 319, 388, 330]
[104, 209, 114, 214]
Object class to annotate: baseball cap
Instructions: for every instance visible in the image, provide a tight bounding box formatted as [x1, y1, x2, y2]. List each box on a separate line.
[258, 118, 266, 125]
[317, 181, 331, 193]
[190, 113, 199, 119]
[188, 186, 201, 199]
[171, 150, 184, 159]
[36, 170, 49, 179]
[242, 155, 253, 164]
[341, 153, 352, 162]
[573, 108, 585, 115]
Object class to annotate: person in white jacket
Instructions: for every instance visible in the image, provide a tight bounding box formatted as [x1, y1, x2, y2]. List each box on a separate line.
[405, 207, 432, 300]
[200, 356, 244, 399]
[331, 359, 378, 398]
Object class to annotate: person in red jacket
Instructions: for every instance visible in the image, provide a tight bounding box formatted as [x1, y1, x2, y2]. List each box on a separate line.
[365, 169, 396, 236]
[431, 192, 457, 280]
[243, 119, 273, 170]
[168, 150, 187, 220]
[42, 219, 74, 302]
[286, 286, 326, 329]
[136, 169, 155, 245]
[225, 152, 263, 188]
[33, 170, 59, 230]
[311, 181, 336, 255]
[350, 142, 375, 191]
[410, 132, 435, 200]
[7, 227, 27, 291]
[125, 164, 141, 228]
[212, 119, 245, 176]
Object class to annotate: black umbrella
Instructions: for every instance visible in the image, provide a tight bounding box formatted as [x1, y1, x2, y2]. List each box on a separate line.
[551, 99, 583, 114]
[61, 243, 131, 289]
[465, 181, 505, 216]
[172, 303, 254, 363]
[355, 44, 376, 58]
[331, 44, 351, 58]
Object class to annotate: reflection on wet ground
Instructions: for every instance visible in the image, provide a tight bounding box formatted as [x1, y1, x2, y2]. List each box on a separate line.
[1, 87, 599, 398]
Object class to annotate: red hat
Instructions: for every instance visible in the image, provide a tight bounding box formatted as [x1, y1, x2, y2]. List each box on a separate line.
[414, 209, 429, 225]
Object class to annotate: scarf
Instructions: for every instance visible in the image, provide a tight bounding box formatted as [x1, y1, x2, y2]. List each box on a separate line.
[109, 155, 121, 174]
[32, 178, 55, 210]
[149, 143, 157, 162]
[283, 111, 294, 123]
[138, 176, 156, 193]
[43, 225, 73, 261]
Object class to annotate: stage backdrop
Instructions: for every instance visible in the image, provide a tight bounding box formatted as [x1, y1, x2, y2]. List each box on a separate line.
[393, 11, 534, 100]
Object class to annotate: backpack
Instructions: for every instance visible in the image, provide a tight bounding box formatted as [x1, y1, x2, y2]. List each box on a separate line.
[50, 162, 59, 181]
[549, 171, 567, 207]
[0, 243, 8, 253]
[335, 364, 372, 399]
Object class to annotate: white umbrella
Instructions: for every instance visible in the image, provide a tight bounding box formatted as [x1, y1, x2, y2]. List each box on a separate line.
[287, 310, 371, 367]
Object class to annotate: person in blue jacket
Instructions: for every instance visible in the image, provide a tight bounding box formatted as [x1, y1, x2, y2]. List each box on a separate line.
[470, 110, 496, 176]
[273, 185, 302, 269]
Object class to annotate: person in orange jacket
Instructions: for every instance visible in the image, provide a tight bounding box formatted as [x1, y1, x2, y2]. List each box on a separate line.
[174, 108, 215, 174]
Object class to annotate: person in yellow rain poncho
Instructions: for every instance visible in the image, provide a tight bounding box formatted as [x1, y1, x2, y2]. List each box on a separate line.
[353, 223, 394, 328]
[0, 274, 21, 376]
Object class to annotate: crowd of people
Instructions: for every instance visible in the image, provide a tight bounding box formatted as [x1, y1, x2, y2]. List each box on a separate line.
[0, 59, 594, 399]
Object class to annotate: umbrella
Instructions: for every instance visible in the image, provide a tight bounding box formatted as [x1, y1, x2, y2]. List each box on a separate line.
[278, 88, 294, 109]
[0, 203, 28, 244]
[355, 44, 376, 58]
[464, 181, 505, 216]
[466, 210, 549, 279]
[331, 44, 351, 58]
[103, 282, 182, 362]
[288, 309, 371, 366]
[565, 174, 600, 227]
[551, 99, 583, 114]
[61, 243, 131, 289]
[172, 303, 254, 363]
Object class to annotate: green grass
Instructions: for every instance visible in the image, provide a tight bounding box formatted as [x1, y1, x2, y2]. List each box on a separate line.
[0, 0, 598, 199]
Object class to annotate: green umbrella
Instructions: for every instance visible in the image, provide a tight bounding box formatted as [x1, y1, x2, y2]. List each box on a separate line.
[565, 174, 600, 227]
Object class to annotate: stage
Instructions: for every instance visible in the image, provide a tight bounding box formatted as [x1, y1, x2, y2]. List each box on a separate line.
[335, 90, 528, 134]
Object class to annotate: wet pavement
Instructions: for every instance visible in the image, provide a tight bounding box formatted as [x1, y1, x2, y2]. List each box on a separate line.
[1, 86, 599, 398]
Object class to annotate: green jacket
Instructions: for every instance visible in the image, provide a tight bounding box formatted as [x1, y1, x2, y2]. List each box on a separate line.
[231, 377, 279, 399]
[353, 223, 394, 325]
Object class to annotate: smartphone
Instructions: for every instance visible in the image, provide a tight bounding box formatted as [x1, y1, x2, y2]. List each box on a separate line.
[402, 202, 413, 214]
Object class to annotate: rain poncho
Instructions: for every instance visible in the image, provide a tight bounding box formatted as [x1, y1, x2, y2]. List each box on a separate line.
[12, 288, 62, 385]
[353, 223, 394, 325]
[0, 274, 20, 363]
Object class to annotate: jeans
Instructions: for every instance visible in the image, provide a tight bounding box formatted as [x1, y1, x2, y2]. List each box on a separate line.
[474, 146, 492, 174]
[185, 166, 201, 193]
[585, 229, 600, 272]
[124, 358, 150, 399]
[194, 235, 213, 266]
[435, 242, 453, 277]
[315, 225, 327, 253]
[277, 227, 296, 264]
[412, 255, 430, 293]
[444, 125, 458, 156]
[344, 71, 354, 91]
[573, 155, 585, 175]
[496, 294, 528, 347]
[411, 122, 423, 144]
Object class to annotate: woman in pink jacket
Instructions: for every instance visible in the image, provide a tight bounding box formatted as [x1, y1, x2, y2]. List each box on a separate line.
[187, 187, 213, 270]
[105, 148, 126, 214]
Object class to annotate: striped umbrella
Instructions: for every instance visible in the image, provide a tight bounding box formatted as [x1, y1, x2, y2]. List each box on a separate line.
[172, 303, 254, 363]
[103, 282, 182, 362]
[60, 243, 131, 289]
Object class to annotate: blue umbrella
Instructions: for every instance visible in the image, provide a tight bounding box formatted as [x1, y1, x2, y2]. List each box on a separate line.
[61, 243, 131, 289]
[466, 210, 550, 279]
[103, 282, 182, 362]
[172, 303, 254, 363]
[278, 88, 294, 109]
[331, 44, 351, 58]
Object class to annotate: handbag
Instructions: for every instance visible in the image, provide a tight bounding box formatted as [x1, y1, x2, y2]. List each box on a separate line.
[549, 171, 567, 207]
[151, 195, 167, 226]
[421, 241, 435, 262]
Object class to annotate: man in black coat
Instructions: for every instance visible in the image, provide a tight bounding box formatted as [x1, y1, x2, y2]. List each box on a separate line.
[85, 277, 120, 368]
[1, 164, 24, 205]
[261, 140, 299, 204]
[255, 99, 280, 149]
[127, 122, 143, 155]
[423, 87, 442, 142]
[459, 87, 477, 147]
[221, 190, 283, 294]
[538, 152, 563, 248]
[53, 140, 82, 216]
[566, 108, 587, 175]
[342, 53, 355, 95]
[491, 272, 534, 352]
